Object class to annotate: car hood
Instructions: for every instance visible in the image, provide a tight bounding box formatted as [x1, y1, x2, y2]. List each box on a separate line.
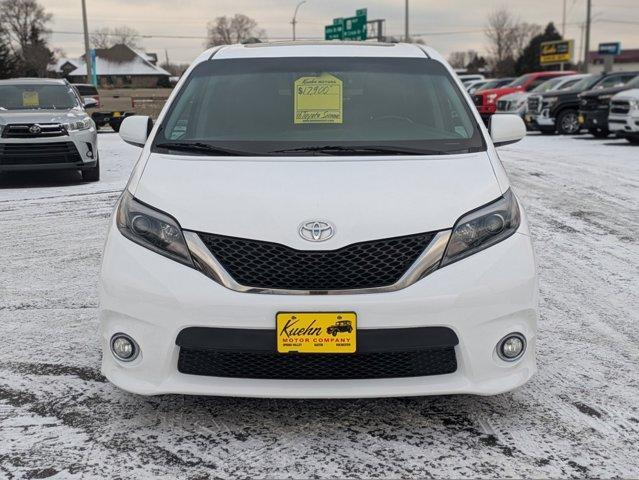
[612, 88, 639, 101]
[478, 86, 522, 97]
[580, 84, 635, 99]
[538, 88, 580, 100]
[0, 108, 87, 126]
[499, 92, 528, 102]
[132, 152, 503, 249]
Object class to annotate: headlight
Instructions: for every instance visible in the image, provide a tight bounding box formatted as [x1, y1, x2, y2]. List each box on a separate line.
[441, 189, 520, 266]
[544, 96, 559, 106]
[598, 94, 612, 105]
[64, 117, 92, 131]
[487, 93, 498, 104]
[116, 191, 193, 267]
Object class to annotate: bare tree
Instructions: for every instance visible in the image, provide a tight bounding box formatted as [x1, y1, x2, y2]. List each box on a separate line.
[0, 0, 51, 53]
[91, 26, 141, 49]
[112, 26, 141, 48]
[485, 8, 516, 67]
[448, 50, 480, 69]
[206, 14, 266, 47]
[485, 8, 540, 75]
[90, 28, 112, 49]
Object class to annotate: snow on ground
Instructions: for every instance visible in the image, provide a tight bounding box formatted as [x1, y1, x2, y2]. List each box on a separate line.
[0, 132, 638, 479]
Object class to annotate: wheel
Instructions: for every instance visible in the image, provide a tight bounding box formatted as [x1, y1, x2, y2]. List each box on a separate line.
[557, 110, 581, 135]
[331, 330, 337, 337]
[82, 158, 100, 182]
[588, 127, 610, 138]
[626, 137, 639, 145]
[109, 121, 121, 133]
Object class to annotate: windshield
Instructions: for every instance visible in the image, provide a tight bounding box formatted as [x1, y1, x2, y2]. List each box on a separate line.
[0, 83, 80, 111]
[154, 57, 484, 156]
[627, 76, 639, 88]
[567, 75, 598, 91]
[531, 77, 563, 93]
[508, 74, 533, 87]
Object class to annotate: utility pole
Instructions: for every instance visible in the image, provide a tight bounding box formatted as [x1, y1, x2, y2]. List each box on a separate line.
[562, 0, 566, 36]
[81, 0, 93, 85]
[404, 0, 410, 42]
[584, 0, 592, 72]
[291, 1, 307, 41]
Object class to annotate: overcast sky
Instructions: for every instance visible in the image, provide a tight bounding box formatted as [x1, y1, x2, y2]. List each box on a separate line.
[41, 0, 639, 64]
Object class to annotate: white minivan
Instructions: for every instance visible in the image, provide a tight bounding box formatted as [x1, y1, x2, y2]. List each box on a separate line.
[100, 42, 537, 398]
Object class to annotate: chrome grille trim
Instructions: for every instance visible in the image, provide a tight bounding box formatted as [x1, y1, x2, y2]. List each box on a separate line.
[184, 230, 452, 295]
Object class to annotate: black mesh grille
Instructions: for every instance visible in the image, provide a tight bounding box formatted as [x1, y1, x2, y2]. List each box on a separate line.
[178, 347, 457, 379]
[197, 231, 435, 291]
[0, 142, 82, 165]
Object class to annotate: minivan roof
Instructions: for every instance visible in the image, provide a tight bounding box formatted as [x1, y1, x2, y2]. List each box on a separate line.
[0, 78, 68, 86]
[205, 41, 433, 61]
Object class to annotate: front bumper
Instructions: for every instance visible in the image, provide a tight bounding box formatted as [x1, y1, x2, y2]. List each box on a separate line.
[0, 128, 98, 172]
[99, 221, 538, 398]
[608, 112, 639, 135]
[579, 109, 609, 130]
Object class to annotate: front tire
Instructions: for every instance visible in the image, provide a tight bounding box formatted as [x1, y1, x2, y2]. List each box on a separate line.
[82, 159, 100, 182]
[557, 110, 581, 135]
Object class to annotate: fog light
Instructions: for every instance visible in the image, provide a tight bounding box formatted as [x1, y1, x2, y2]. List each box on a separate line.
[110, 333, 139, 362]
[497, 333, 526, 361]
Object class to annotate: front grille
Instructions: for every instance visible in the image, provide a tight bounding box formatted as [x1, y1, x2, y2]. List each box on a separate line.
[1, 123, 67, 138]
[0, 142, 82, 166]
[580, 97, 598, 110]
[496, 100, 510, 111]
[610, 100, 631, 115]
[197, 231, 435, 291]
[472, 94, 483, 106]
[527, 96, 541, 114]
[178, 346, 457, 379]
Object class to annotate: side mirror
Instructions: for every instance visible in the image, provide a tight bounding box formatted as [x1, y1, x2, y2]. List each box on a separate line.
[490, 114, 526, 147]
[119, 116, 153, 148]
[83, 97, 98, 109]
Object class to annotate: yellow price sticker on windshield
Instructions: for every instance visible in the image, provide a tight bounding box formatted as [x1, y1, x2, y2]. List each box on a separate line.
[294, 73, 343, 124]
[22, 91, 40, 107]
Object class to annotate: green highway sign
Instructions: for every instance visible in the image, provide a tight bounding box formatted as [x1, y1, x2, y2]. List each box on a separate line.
[325, 9, 368, 41]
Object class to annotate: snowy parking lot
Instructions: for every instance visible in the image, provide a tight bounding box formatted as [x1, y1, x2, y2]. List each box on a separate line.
[0, 132, 638, 478]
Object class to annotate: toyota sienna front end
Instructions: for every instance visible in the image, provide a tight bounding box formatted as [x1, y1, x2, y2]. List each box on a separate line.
[99, 42, 537, 398]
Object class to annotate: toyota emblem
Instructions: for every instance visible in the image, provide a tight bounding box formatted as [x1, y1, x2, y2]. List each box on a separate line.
[29, 124, 42, 135]
[298, 220, 335, 242]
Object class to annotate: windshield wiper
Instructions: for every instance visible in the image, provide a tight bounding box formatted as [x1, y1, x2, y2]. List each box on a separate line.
[155, 142, 254, 156]
[270, 145, 453, 156]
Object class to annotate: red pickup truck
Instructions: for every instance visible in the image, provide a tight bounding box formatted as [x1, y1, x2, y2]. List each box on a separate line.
[472, 71, 576, 122]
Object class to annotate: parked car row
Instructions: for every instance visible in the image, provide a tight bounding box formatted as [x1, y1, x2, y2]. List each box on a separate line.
[524, 70, 639, 143]
[472, 71, 578, 123]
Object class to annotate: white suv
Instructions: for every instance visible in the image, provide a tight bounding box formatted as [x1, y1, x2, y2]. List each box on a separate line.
[0, 78, 99, 181]
[100, 42, 537, 398]
[609, 89, 639, 144]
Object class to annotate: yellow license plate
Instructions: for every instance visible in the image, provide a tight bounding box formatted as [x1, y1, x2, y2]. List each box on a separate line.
[578, 114, 585, 124]
[276, 312, 356, 354]
[112, 112, 122, 118]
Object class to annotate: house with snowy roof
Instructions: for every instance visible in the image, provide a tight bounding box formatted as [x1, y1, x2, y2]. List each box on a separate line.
[53, 44, 171, 88]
